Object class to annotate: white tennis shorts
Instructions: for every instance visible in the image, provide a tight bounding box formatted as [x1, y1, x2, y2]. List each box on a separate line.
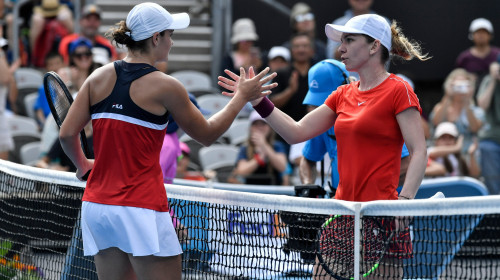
[81, 201, 183, 257]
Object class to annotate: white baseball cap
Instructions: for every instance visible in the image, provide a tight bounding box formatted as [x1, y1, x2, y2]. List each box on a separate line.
[469, 18, 493, 34]
[268, 46, 291, 62]
[126, 2, 190, 41]
[325, 14, 392, 51]
[434, 122, 459, 139]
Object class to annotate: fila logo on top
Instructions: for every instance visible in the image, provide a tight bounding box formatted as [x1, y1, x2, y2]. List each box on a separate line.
[112, 103, 123, 109]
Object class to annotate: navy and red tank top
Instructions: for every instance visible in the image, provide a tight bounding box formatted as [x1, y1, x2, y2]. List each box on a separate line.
[83, 60, 170, 212]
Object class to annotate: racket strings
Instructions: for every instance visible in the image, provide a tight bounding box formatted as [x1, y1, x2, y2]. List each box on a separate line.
[46, 76, 72, 126]
[319, 216, 396, 278]
[319, 216, 356, 277]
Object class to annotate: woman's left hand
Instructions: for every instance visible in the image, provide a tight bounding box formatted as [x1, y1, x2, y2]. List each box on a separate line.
[218, 67, 278, 102]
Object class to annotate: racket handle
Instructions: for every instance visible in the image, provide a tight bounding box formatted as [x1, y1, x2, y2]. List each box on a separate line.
[81, 169, 91, 181]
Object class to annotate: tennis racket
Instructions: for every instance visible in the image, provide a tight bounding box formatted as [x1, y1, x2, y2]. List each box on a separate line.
[316, 215, 396, 280]
[43, 71, 91, 180]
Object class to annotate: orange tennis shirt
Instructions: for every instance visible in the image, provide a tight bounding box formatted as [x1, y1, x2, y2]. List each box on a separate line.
[324, 74, 421, 202]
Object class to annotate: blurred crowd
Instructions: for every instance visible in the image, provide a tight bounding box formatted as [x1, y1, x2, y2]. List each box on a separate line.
[0, 0, 499, 195]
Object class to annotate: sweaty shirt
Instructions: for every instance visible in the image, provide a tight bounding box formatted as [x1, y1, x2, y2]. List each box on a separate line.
[83, 61, 170, 212]
[325, 74, 421, 202]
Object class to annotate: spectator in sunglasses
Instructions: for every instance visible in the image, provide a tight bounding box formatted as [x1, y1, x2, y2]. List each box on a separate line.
[58, 37, 99, 93]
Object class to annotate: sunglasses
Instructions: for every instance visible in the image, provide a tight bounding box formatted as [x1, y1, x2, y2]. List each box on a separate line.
[295, 13, 314, 23]
[73, 51, 92, 59]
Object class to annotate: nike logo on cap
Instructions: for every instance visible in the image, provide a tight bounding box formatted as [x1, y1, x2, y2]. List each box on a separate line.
[358, 101, 366, 106]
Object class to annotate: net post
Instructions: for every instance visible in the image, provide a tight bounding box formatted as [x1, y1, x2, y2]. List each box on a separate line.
[353, 203, 361, 280]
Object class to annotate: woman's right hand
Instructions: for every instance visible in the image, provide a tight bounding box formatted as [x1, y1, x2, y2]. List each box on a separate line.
[218, 67, 278, 103]
[76, 159, 94, 181]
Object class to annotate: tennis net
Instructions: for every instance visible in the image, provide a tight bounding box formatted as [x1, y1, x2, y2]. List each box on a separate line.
[0, 159, 499, 280]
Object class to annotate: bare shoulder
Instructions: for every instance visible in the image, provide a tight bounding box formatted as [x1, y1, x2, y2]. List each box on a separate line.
[145, 71, 187, 97]
[89, 63, 116, 83]
[85, 63, 117, 103]
[151, 71, 185, 91]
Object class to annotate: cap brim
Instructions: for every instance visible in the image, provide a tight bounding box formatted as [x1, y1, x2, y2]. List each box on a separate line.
[325, 23, 364, 42]
[169, 12, 190, 30]
[303, 90, 331, 107]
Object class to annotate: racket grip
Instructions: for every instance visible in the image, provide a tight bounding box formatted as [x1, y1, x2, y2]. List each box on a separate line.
[81, 169, 91, 181]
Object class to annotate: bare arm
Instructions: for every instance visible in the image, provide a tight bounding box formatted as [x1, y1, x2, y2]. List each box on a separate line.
[0, 49, 10, 85]
[428, 135, 463, 158]
[425, 159, 446, 177]
[464, 105, 482, 133]
[430, 96, 451, 126]
[397, 108, 427, 200]
[59, 79, 93, 180]
[299, 157, 318, 185]
[234, 139, 287, 176]
[477, 63, 499, 110]
[219, 69, 336, 144]
[264, 104, 336, 144]
[233, 158, 260, 176]
[398, 156, 410, 187]
[174, 67, 277, 146]
[467, 138, 481, 178]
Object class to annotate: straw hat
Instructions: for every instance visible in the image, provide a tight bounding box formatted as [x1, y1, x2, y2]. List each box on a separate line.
[34, 0, 63, 18]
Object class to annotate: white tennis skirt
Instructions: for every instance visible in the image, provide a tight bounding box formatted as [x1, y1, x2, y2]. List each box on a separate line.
[81, 201, 183, 257]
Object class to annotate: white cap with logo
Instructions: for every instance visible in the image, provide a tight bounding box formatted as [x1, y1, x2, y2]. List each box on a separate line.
[126, 2, 190, 41]
[325, 14, 392, 51]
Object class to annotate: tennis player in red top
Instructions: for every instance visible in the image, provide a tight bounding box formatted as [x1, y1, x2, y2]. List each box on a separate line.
[59, 3, 276, 280]
[219, 14, 429, 279]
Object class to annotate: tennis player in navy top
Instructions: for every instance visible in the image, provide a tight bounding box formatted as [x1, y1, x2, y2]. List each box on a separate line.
[59, 2, 277, 279]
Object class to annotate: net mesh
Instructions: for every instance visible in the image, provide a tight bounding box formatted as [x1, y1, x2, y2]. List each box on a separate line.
[0, 159, 499, 280]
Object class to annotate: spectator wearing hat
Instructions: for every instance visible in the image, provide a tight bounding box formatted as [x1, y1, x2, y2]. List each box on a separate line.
[58, 4, 117, 65]
[232, 110, 288, 185]
[427, 122, 480, 178]
[282, 2, 326, 64]
[220, 18, 261, 75]
[476, 56, 500, 194]
[266, 46, 290, 72]
[288, 59, 349, 190]
[57, 37, 99, 93]
[430, 68, 485, 155]
[326, 0, 380, 60]
[30, 0, 73, 67]
[456, 18, 500, 95]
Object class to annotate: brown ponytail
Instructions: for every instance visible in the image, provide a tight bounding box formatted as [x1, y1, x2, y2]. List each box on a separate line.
[106, 20, 157, 52]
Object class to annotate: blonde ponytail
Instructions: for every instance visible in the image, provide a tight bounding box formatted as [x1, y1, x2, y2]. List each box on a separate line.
[390, 20, 431, 61]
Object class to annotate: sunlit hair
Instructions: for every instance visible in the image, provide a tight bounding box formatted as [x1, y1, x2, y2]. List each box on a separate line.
[363, 20, 431, 63]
